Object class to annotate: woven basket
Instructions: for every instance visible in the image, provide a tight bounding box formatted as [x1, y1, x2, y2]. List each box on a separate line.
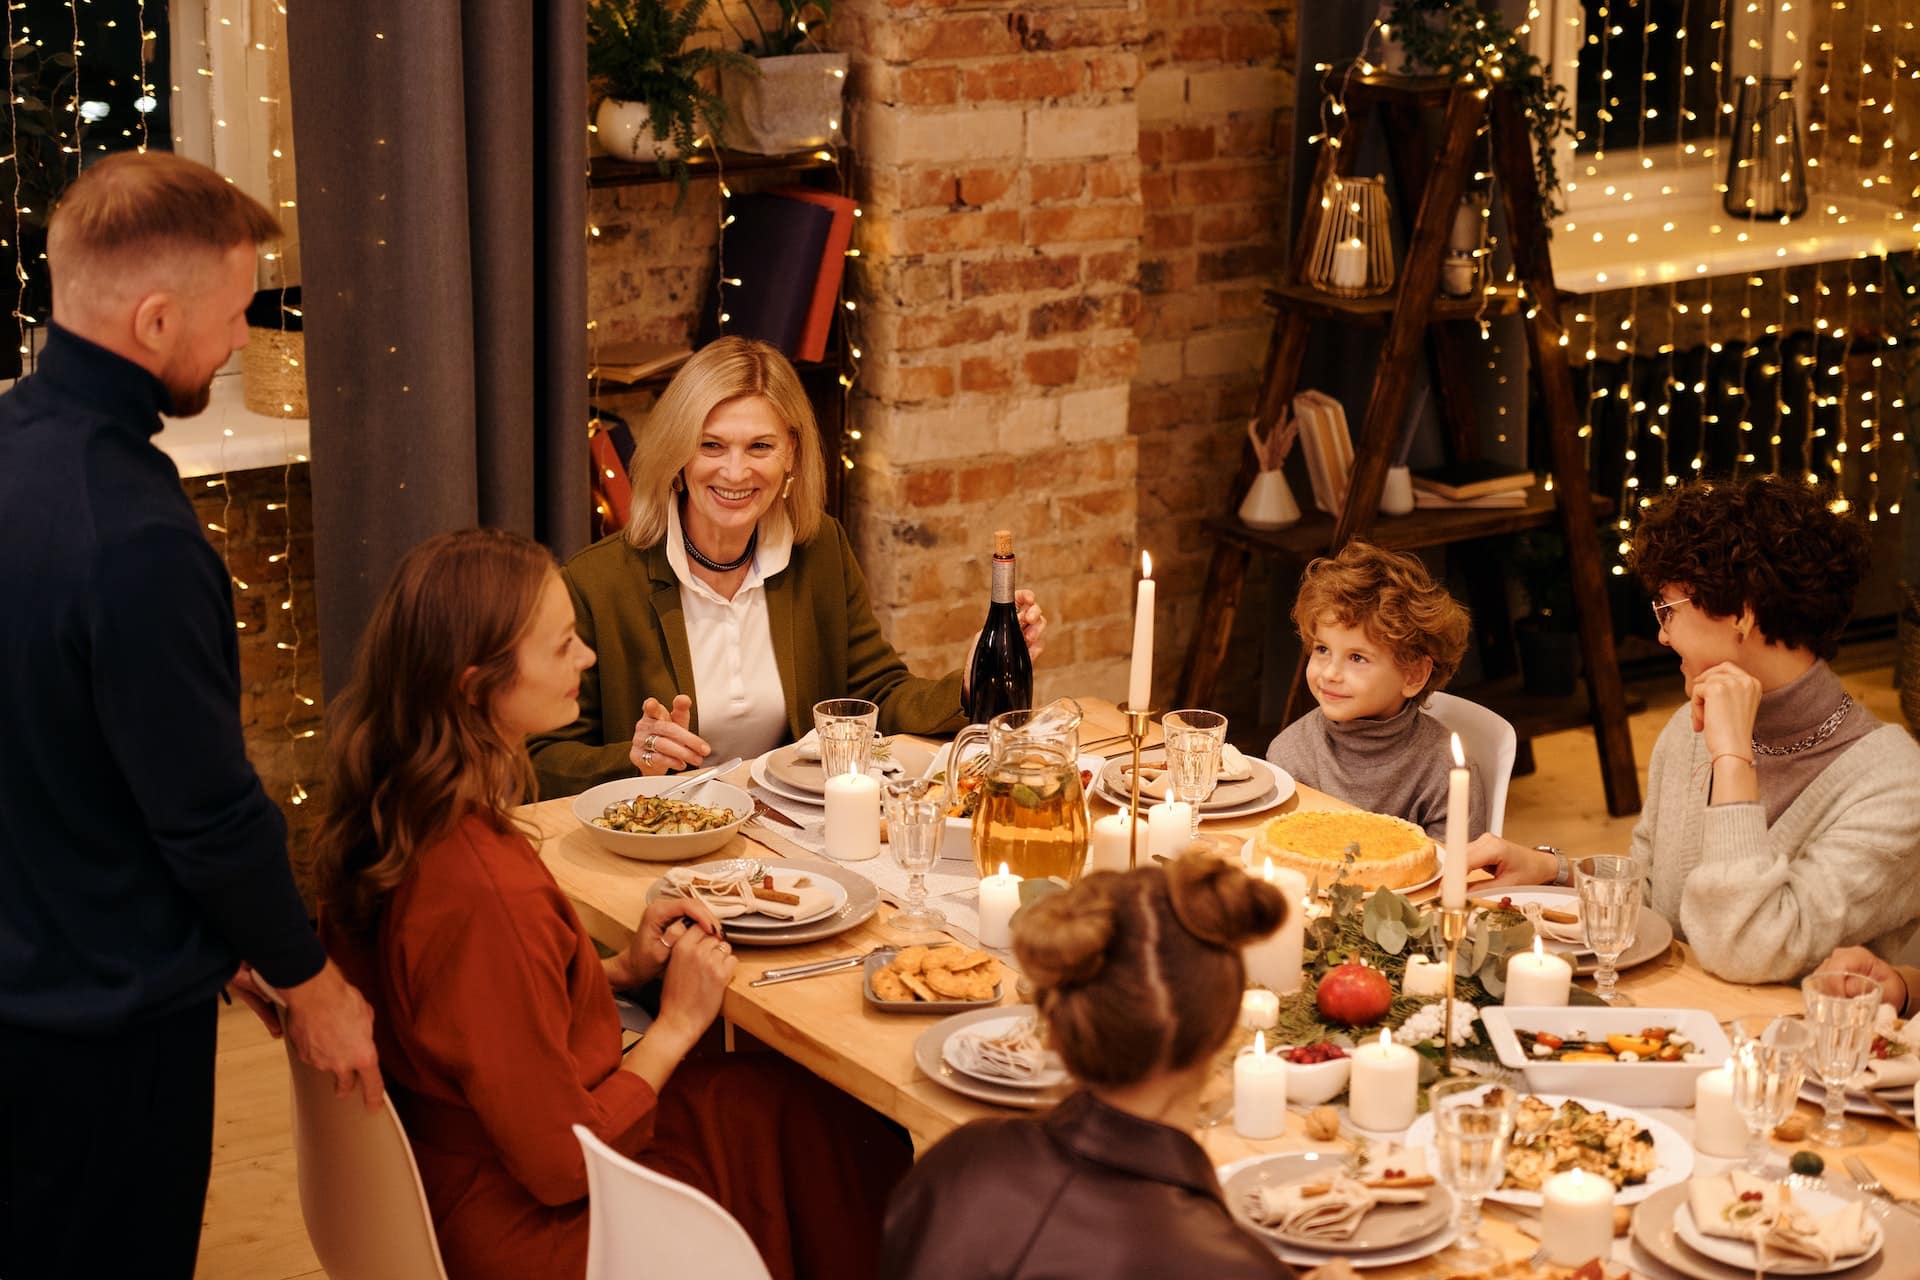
[243, 327, 308, 418]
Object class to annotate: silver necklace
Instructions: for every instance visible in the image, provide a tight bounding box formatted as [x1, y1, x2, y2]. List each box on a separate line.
[1752, 694, 1854, 757]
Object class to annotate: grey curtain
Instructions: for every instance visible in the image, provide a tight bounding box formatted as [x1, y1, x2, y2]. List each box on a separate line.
[287, 0, 589, 694]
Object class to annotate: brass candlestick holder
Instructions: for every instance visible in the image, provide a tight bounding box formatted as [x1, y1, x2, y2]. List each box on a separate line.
[1438, 905, 1469, 1076]
[1119, 703, 1152, 868]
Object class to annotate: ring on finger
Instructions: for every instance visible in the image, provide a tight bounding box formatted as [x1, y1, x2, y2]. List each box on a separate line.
[642, 750, 656, 770]
[643, 732, 658, 753]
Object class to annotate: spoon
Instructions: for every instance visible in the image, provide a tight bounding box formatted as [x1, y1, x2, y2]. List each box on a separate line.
[660, 756, 744, 799]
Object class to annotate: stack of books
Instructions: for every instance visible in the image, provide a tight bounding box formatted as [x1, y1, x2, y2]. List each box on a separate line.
[1291, 390, 1356, 516]
[1409, 459, 1536, 509]
[697, 186, 858, 363]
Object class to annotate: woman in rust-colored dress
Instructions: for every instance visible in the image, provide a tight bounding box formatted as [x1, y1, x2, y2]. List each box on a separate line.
[311, 528, 907, 1280]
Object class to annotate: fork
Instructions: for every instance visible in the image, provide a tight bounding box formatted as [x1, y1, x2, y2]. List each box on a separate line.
[1842, 1155, 1920, 1220]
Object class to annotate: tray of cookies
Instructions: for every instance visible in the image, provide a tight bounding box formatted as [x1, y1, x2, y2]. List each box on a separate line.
[865, 944, 1006, 1014]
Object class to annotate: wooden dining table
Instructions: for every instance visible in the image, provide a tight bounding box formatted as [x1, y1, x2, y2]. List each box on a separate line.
[528, 697, 1920, 1276]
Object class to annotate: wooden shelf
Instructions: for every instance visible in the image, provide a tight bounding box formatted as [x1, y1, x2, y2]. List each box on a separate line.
[588, 147, 838, 189]
[1204, 485, 1610, 561]
[1265, 282, 1524, 327]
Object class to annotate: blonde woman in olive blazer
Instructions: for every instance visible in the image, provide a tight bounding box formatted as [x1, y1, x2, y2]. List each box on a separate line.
[529, 338, 1044, 798]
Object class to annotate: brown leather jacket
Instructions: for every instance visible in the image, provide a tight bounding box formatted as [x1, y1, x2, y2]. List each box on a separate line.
[880, 1092, 1295, 1279]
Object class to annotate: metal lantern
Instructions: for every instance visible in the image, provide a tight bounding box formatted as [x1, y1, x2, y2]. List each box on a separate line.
[1724, 76, 1808, 221]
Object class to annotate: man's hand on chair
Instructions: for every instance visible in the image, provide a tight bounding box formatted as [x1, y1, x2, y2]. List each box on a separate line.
[276, 959, 386, 1110]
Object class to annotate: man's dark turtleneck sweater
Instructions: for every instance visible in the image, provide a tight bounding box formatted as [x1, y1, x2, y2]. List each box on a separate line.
[0, 323, 324, 1033]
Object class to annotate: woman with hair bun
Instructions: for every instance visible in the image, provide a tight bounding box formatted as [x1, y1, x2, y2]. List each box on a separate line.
[881, 856, 1295, 1279]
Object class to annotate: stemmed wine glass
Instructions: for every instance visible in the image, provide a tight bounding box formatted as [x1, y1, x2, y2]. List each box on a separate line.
[1729, 1014, 1812, 1175]
[1573, 855, 1640, 1005]
[1802, 972, 1881, 1146]
[1428, 1078, 1516, 1272]
[882, 779, 947, 935]
[1163, 709, 1228, 839]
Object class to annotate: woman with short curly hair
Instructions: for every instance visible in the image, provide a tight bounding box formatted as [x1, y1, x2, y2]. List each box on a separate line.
[1467, 476, 1920, 985]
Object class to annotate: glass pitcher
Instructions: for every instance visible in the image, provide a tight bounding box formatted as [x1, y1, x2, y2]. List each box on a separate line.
[948, 697, 1091, 885]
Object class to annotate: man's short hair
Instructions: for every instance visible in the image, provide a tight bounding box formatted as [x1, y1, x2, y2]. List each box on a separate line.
[48, 151, 280, 285]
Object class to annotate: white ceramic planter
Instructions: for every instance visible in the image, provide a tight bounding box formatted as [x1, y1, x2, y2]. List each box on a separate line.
[595, 97, 683, 163]
[721, 52, 848, 154]
[1239, 469, 1302, 530]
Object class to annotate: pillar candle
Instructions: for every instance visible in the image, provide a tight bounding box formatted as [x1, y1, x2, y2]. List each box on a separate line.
[1402, 955, 1450, 998]
[1234, 1031, 1289, 1140]
[1540, 1168, 1616, 1265]
[977, 862, 1021, 949]
[1347, 1029, 1419, 1131]
[1693, 1066, 1748, 1157]
[1331, 238, 1367, 289]
[1089, 813, 1143, 875]
[1442, 733, 1468, 909]
[1448, 197, 1481, 253]
[1243, 859, 1306, 994]
[1504, 938, 1574, 1006]
[1440, 253, 1475, 298]
[1145, 801, 1192, 861]
[823, 772, 880, 861]
[1240, 989, 1280, 1031]
[1126, 551, 1154, 710]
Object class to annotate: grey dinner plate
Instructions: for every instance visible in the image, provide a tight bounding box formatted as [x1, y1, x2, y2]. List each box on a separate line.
[1630, 1179, 1905, 1280]
[642, 856, 878, 948]
[913, 1005, 1071, 1110]
[763, 739, 936, 798]
[1502, 884, 1674, 974]
[1221, 1150, 1454, 1252]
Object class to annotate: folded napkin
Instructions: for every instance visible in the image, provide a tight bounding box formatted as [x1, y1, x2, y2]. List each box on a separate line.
[1857, 1003, 1920, 1090]
[1688, 1170, 1782, 1241]
[661, 866, 833, 921]
[948, 1018, 1053, 1083]
[1244, 1172, 1431, 1244]
[792, 728, 903, 776]
[1521, 900, 1586, 946]
[1108, 743, 1255, 803]
[1687, 1172, 1876, 1265]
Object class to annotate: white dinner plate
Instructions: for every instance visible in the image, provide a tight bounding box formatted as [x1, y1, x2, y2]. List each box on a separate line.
[1214, 1155, 1460, 1269]
[641, 856, 878, 948]
[652, 862, 848, 930]
[749, 752, 831, 809]
[1403, 1088, 1693, 1208]
[941, 1013, 1071, 1090]
[1798, 1080, 1917, 1118]
[914, 1006, 1071, 1110]
[1092, 758, 1296, 820]
[1482, 885, 1675, 974]
[1674, 1193, 1882, 1275]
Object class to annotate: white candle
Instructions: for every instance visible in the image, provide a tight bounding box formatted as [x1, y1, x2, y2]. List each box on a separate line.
[1448, 198, 1481, 253]
[823, 772, 880, 861]
[1089, 813, 1143, 875]
[977, 861, 1020, 949]
[1540, 1168, 1616, 1265]
[1504, 938, 1574, 1006]
[1331, 237, 1367, 289]
[1693, 1066, 1748, 1157]
[1440, 253, 1475, 298]
[1234, 1031, 1289, 1140]
[1146, 801, 1192, 861]
[1347, 1029, 1419, 1131]
[1442, 734, 1468, 909]
[1243, 859, 1306, 994]
[1127, 551, 1154, 710]
[1402, 955, 1450, 998]
[1240, 989, 1280, 1031]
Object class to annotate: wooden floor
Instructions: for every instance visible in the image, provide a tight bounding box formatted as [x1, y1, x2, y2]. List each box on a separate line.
[196, 642, 1909, 1278]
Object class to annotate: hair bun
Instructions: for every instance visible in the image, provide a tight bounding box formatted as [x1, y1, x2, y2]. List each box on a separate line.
[1166, 854, 1287, 949]
[1012, 874, 1120, 988]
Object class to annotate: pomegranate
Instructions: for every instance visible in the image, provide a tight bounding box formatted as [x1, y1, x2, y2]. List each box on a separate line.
[1314, 960, 1394, 1027]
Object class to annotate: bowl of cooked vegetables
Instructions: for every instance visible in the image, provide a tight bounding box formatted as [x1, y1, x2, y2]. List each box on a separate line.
[571, 776, 754, 862]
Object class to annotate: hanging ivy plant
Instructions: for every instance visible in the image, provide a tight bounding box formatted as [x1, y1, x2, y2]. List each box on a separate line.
[1382, 0, 1573, 223]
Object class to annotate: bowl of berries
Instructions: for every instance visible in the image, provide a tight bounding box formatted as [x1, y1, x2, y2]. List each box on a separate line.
[1279, 1040, 1352, 1105]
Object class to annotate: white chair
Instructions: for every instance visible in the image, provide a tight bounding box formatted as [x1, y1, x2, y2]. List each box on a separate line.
[572, 1124, 772, 1280]
[285, 1042, 449, 1280]
[1423, 691, 1519, 837]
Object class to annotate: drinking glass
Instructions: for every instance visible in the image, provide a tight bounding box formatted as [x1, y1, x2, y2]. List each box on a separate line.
[1729, 1014, 1812, 1174]
[1163, 709, 1228, 838]
[1573, 855, 1641, 1005]
[813, 698, 879, 778]
[883, 779, 947, 935]
[1802, 972, 1881, 1146]
[1428, 1078, 1516, 1272]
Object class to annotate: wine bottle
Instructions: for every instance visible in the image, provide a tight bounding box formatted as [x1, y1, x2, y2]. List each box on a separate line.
[965, 529, 1033, 723]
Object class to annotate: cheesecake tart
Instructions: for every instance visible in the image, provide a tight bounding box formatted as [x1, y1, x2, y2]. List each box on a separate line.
[1250, 810, 1437, 890]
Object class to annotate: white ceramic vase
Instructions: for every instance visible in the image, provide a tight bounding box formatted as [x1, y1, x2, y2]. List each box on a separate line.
[1239, 470, 1302, 530]
[595, 97, 683, 163]
[1381, 465, 1415, 516]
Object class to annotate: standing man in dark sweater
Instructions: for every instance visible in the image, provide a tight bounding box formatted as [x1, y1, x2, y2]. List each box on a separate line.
[0, 152, 382, 1278]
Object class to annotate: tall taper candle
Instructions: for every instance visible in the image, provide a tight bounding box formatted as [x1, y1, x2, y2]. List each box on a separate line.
[1127, 551, 1154, 709]
[1442, 733, 1468, 909]
[1243, 858, 1306, 994]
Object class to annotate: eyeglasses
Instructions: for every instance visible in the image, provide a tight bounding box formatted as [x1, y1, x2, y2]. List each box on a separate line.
[1650, 595, 1694, 628]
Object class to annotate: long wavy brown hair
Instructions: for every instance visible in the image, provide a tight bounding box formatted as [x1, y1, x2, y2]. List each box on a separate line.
[311, 528, 554, 936]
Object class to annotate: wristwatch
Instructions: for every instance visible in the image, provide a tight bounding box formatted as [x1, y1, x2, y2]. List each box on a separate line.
[1536, 844, 1571, 887]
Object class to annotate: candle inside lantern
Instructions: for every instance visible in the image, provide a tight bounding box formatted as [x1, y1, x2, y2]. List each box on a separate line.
[1346, 1029, 1419, 1131]
[823, 771, 880, 861]
[1693, 1066, 1747, 1157]
[1243, 858, 1305, 994]
[1540, 1168, 1616, 1265]
[1233, 1031, 1289, 1140]
[1089, 812, 1143, 875]
[977, 861, 1020, 949]
[1240, 988, 1279, 1031]
[1442, 733, 1468, 909]
[1504, 937, 1573, 1007]
[1145, 800, 1193, 861]
[1331, 237, 1367, 290]
[1401, 954, 1449, 998]
[1126, 551, 1154, 710]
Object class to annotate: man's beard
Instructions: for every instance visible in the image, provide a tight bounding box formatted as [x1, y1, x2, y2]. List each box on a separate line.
[163, 374, 214, 417]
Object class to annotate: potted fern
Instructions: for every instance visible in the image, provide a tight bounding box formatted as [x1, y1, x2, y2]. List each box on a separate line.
[719, 0, 847, 155]
[588, 0, 752, 183]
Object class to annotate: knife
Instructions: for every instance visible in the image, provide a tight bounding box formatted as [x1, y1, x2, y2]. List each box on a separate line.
[750, 795, 809, 829]
[748, 953, 868, 987]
